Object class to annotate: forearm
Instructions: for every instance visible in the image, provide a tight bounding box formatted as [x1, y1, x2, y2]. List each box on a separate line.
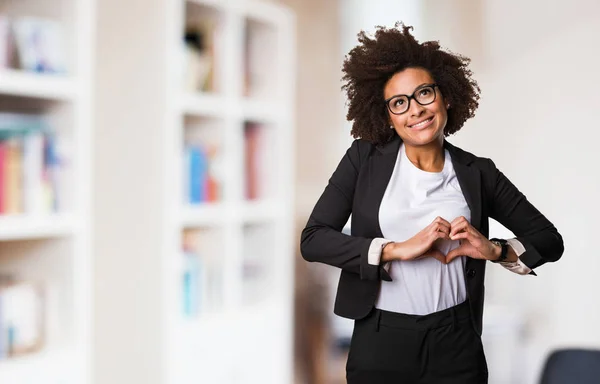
[301, 223, 389, 281]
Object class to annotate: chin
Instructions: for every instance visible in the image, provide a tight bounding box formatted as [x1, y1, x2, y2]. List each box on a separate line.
[403, 128, 443, 146]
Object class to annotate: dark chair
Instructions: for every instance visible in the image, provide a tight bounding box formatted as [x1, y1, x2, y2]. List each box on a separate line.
[540, 348, 600, 384]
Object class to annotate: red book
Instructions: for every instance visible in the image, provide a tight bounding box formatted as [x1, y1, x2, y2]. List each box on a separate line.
[245, 123, 259, 200]
[206, 176, 218, 202]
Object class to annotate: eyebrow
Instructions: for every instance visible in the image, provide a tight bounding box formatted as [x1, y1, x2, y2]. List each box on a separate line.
[385, 83, 434, 100]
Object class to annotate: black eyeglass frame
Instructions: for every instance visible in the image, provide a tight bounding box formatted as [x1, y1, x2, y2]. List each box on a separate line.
[384, 83, 440, 115]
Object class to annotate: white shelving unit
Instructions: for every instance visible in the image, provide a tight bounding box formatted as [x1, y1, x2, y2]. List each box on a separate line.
[163, 1, 296, 383]
[93, 0, 294, 381]
[0, 0, 93, 383]
[0, 70, 79, 100]
[0, 213, 77, 241]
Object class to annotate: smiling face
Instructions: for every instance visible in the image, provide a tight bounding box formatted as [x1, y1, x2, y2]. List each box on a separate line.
[384, 67, 448, 147]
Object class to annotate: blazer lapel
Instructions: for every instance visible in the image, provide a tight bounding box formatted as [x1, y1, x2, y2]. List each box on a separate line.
[444, 140, 483, 274]
[366, 135, 402, 238]
[445, 140, 482, 232]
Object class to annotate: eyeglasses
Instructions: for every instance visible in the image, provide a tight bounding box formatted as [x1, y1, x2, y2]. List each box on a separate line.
[384, 84, 439, 115]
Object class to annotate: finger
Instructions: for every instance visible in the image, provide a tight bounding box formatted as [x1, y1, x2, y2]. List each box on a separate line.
[435, 229, 450, 242]
[450, 215, 469, 228]
[450, 231, 471, 241]
[430, 250, 448, 264]
[446, 247, 465, 263]
[449, 220, 471, 238]
[431, 218, 451, 234]
[432, 216, 452, 229]
[434, 222, 451, 237]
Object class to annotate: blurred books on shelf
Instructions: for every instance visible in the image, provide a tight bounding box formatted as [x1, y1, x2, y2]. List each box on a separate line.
[243, 20, 277, 99]
[183, 142, 222, 204]
[182, 18, 219, 93]
[0, 278, 45, 360]
[0, 113, 67, 215]
[183, 116, 224, 205]
[0, 14, 66, 73]
[180, 228, 223, 317]
[244, 122, 276, 201]
[0, 0, 90, 382]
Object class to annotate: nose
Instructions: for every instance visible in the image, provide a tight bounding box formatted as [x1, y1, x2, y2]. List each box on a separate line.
[409, 98, 425, 117]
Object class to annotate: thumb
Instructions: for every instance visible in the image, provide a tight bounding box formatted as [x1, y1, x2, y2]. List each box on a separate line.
[446, 247, 465, 264]
[422, 249, 448, 264]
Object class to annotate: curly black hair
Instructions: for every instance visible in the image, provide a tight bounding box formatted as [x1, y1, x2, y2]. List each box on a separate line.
[341, 22, 481, 145]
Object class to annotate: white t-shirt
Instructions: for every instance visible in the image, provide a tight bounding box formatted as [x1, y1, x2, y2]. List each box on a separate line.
[375, 143, 469, 315]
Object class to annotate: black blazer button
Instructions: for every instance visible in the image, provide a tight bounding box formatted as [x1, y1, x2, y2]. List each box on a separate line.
[466, 269, 476, 278]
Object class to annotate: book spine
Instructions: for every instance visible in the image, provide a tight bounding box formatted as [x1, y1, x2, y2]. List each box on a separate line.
[22, 131, 45, 214]
[0, 141, 6, 214]
[4, 138, 23, 214]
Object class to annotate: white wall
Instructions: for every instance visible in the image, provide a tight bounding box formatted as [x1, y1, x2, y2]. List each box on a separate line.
[279, 0, 346, 221]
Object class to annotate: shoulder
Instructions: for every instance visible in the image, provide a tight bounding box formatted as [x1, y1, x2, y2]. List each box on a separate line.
[447, 142, 501, 197]
[349, 138, 376, 153]
[446, 141, 498, 173]
[346, 138, 378, 167]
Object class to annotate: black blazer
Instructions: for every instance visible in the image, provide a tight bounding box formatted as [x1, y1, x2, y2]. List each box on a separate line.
[300, 135, 564, 335]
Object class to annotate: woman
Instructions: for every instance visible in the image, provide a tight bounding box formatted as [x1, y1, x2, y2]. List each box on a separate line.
[300, 23, 564, 384]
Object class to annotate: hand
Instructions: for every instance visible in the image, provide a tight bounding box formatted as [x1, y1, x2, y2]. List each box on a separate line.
[382, 216, 451, 264]
[446, 216, 499, 263]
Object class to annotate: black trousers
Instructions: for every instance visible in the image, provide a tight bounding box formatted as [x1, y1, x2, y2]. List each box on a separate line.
[346, 300, 488, 384]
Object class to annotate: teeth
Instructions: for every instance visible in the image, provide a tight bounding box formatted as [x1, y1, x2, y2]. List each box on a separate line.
[411, 118, 432, 128]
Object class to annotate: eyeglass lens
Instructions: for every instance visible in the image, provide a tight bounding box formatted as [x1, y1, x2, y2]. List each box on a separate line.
[388, 85, 436, 114]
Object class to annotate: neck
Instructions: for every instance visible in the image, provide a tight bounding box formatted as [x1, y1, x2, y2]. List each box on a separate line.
[404, 138, 445, 172]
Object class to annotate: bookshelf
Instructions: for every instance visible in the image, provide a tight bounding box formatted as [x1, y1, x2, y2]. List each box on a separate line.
[92, 0, 294, 381]
[0, 70, 78, 100]
[164, 0, 296, 383]
[0, 0, 93, 383]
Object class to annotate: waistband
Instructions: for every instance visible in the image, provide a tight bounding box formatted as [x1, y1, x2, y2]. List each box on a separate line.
[371, 300, 472, 332]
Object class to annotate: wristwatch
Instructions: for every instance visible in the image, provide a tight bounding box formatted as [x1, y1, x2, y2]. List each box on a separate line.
[489, 238, 508, 263]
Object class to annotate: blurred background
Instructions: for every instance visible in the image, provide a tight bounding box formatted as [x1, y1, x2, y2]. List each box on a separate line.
[0, 0, 598, 383]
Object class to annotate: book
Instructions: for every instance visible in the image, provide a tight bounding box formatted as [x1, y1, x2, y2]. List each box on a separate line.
[11, 16, 67, 73]
[0, 280, 45, 359]
[0, 113, 61, 215]
[181, 228, 223, 315]
[3, 137, 23, 214]
[183, 18, 219, 92]
[244, 122, 277, 200]
[244, 122, 259, 200]
[184, 142, 222, 204]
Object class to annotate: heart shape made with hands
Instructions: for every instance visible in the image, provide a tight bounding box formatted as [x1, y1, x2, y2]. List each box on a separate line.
[422, 216, 497, 264]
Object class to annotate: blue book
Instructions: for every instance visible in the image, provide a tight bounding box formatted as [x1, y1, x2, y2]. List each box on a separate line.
[182, 250, 201, 316]
[188, 146, 208, 203]
[44, 132, 59, 211]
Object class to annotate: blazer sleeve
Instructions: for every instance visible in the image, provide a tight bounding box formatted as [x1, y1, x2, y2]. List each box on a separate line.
[300, 140, 390, 281]
[486, 158, 564, 272]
